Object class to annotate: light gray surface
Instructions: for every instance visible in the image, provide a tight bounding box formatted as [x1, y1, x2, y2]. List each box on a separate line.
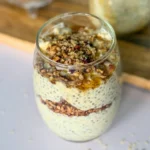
[0, 44, 150, 150]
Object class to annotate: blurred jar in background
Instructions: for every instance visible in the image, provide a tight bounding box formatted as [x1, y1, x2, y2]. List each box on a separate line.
[7, 0, 52, 9]
[7, 0, 53, 18]
[89, 0, 150, 35]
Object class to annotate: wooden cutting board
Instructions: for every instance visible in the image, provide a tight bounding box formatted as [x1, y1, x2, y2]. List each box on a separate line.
[0, 0, 150, 90]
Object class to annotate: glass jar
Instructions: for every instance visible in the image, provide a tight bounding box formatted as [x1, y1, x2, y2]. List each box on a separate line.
[7, 0, 52, 9]
[89, 0, 150, 35]
[33, 12, 122, 142]
[7, 0, 52, 18]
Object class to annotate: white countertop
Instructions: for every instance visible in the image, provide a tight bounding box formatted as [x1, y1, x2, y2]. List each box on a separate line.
[0, 44, 150, 150]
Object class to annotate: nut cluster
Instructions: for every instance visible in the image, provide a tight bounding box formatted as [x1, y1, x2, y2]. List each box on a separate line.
[40, 27, 111, 65]
[41, 98, 112, 117]
[34, 26, 118, 91]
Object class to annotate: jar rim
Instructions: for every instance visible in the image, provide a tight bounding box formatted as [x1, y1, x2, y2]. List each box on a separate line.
[36, 12, 116, 69]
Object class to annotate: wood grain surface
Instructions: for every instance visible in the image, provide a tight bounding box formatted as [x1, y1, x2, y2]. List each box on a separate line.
[0, 0, 150, 84]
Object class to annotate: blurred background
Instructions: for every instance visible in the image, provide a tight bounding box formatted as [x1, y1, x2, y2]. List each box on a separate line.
[0, 0, 150, 81]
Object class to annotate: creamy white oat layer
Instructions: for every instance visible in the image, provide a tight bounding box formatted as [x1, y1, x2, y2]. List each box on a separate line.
[34, 69, 121, 141]
[34, 70, 120, 110]
[36, 95, 120, 141]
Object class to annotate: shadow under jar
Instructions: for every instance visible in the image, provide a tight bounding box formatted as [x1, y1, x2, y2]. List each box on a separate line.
[33, 12, 122, 142]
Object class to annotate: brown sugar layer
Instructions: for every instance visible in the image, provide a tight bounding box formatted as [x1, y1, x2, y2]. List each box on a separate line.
[41, 98, 112, 117]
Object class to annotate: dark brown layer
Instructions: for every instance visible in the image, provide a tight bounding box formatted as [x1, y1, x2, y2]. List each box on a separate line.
[41, 98, 112, 117]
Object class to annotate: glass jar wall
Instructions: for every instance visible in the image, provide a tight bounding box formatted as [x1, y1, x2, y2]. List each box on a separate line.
[33, 12, 122, 142]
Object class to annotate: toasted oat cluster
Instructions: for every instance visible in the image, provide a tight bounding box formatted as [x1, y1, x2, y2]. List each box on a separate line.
[35, 27, 117, 90]
[40, 27, 111, 65]
[41, 98, 112, 117]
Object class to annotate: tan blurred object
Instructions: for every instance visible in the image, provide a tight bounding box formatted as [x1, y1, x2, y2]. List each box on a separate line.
[0, 33, 34, 53]
[89, 0, 150, 35]
[122, 73, 150, 90]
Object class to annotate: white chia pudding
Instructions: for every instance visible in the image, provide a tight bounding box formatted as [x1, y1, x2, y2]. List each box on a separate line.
[33, 24, 121, 141]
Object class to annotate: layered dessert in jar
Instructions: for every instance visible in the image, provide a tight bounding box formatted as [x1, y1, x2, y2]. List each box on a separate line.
[89, 0, 150, 35]
[33, 13, 122, 142]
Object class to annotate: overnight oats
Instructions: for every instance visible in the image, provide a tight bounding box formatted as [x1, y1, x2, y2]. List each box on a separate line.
[33, 13, 122, 142]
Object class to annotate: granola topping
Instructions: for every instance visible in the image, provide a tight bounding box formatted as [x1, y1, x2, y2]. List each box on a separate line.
[35, 27, 118, 90]
[40, 27, 111, 65]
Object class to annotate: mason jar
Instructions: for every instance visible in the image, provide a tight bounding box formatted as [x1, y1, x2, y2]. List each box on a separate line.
[7, 0, 52, 10]
[89, 0, 150, 35]
[33, 12, 122, 142]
